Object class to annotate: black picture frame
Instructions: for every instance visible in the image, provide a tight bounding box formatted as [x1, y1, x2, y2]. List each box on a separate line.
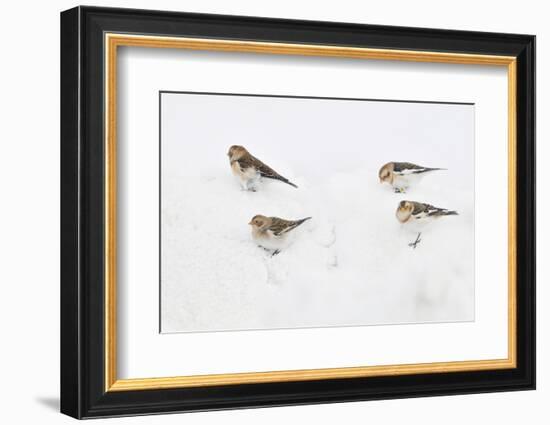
[61, 5, 535, 419]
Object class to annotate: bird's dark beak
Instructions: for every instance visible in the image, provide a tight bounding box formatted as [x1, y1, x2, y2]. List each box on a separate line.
[248, 221, 253, 225]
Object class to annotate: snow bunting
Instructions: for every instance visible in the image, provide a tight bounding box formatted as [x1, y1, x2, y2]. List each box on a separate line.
[249, 214, 311, 254]
[227, 145, 298, 191]
[379, 162, 445, 193]
[395, 200, 458, 248]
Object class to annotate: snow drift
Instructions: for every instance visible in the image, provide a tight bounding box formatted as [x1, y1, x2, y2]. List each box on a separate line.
[160, 93, 475, 333]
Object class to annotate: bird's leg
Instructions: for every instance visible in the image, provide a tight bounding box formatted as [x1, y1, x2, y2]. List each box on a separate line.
[260, 247, 280, 256]
[408, 232, 422, 249]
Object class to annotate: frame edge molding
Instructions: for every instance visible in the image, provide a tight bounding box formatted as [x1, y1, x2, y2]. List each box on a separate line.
[60, 6, 536, 419]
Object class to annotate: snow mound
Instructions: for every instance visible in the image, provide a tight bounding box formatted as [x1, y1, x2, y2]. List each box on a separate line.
[161, 163, 474, 333]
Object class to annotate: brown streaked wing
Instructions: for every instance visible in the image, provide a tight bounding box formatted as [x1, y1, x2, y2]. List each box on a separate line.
[411, 201, 431, 215]
[393, 162, 425, 172]
[245, 154, 280, 179]
[235, 156, 257, 172]
[236, 155, 278, 177]
[268, 217, 296, 236]
[411, 201, 450, 217]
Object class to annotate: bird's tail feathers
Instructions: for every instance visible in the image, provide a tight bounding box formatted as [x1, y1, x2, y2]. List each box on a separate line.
[293, 217, 312, 227]
[264, 174, 298, 188]
[429, 209, 458, 217]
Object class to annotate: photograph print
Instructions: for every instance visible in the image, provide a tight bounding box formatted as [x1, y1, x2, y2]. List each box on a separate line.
[160, 91, 475, 333]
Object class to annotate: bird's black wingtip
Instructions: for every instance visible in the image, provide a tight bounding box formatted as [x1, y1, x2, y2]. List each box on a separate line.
[296, 217, 312, 226]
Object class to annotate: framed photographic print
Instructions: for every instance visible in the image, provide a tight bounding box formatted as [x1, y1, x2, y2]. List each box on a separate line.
[60, 6, 536, 419]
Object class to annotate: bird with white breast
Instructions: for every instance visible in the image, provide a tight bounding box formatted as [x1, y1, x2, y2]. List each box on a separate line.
[249, 214, 311, 255]
[396, 200, 458, 248]
[228, 145, 298, 191]
[379, 161, 445, 193]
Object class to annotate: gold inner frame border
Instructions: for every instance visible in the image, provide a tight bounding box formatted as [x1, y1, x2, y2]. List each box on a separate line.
[104, 33, 517, 392]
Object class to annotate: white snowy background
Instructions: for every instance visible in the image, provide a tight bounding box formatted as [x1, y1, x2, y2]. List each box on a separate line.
[160, 92, 475, 333]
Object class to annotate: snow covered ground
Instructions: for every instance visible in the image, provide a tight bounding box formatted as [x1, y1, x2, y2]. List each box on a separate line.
[160, 93, 475, 333]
